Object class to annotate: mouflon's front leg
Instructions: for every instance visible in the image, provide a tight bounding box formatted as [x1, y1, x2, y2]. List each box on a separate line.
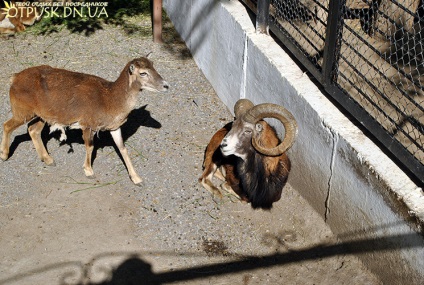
[110, 128, 142, 185]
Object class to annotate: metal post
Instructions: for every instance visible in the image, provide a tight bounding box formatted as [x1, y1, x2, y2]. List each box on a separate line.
[321, 0, 345, 87]
[153, 0, 163, 43]
[256, 0, 271, 34]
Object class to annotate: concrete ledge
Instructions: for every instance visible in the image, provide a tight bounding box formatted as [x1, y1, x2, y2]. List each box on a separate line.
[163, 0, 424, 283]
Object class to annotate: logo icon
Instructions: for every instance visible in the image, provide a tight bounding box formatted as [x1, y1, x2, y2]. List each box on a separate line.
[1, 1, 17, 18]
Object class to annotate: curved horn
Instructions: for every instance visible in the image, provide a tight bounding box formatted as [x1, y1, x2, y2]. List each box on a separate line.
[243, 103, 298, 156]
[234, 99, 254, 118]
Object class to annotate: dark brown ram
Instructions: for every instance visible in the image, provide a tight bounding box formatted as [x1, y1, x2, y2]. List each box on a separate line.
[199, 99, 298, 209]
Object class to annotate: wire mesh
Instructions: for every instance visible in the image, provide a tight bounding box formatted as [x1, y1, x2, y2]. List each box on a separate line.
[241, 0, 424, 183]
[270, 0, 328, 67]
[336, 0, 424, 165]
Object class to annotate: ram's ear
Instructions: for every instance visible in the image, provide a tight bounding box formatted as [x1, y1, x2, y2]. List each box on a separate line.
[255, 123, 263, 133]
[129, 64, 135, 75]
[145, 52, 153, 59]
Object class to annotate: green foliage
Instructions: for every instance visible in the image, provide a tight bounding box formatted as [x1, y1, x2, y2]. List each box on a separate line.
[31, 0, 152, 36]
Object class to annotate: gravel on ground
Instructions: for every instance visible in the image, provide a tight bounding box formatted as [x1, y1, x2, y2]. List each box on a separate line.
[0, 20, 381, 285]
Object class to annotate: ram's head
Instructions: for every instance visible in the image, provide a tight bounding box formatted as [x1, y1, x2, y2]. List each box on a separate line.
[220, 99, 298, 159]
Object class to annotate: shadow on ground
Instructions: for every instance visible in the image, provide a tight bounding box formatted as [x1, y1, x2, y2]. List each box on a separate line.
[6, 105, 161, 164]
[0, 231, 421, 285]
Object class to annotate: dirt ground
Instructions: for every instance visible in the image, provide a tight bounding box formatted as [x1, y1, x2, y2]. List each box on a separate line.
[0, 21, 382, 284]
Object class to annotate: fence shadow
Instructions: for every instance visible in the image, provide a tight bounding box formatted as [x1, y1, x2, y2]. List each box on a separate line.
[90, 233, 423, 285]
[1, 231, 422, 285]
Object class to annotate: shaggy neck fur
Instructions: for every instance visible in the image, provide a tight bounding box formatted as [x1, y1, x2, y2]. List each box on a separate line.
[236, 123, 289, 209]
[237, 151, 288, 209]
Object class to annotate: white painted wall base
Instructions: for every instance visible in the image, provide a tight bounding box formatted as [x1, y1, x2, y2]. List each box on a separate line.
[163, 1, 424, 283]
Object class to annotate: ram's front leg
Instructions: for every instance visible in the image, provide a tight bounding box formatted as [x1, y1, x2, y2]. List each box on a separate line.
[220, 164, 249, 202]
[82, 128, 95, 177]
[199, 162, 223, 199]
[110, 128, 142, 185]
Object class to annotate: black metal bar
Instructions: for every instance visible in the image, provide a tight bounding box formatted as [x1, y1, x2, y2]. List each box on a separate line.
[336, 69, 421, 150]
[271, 20, 424, 183]
[322, 0, 346, 87]
[325, 84, 424, 184]
[257, 0, 271, 34]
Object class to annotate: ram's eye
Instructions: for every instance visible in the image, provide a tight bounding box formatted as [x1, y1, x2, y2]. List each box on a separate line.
[140, 72, 148, 77]
[244, 129, 252, 135]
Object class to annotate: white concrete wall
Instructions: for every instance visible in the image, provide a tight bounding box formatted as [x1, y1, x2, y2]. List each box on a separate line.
[163, 1, 424, 284]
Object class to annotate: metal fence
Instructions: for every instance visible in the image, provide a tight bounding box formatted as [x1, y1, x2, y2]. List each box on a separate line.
[241, 0, 424, 185]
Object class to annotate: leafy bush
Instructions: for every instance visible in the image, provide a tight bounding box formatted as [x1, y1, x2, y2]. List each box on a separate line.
[33, 0, 152, 36]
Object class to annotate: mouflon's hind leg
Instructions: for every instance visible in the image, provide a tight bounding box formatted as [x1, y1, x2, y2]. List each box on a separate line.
[0, 116, 27, 161]
[110, 128, 142, 185]
[28, 119, 55, 165]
